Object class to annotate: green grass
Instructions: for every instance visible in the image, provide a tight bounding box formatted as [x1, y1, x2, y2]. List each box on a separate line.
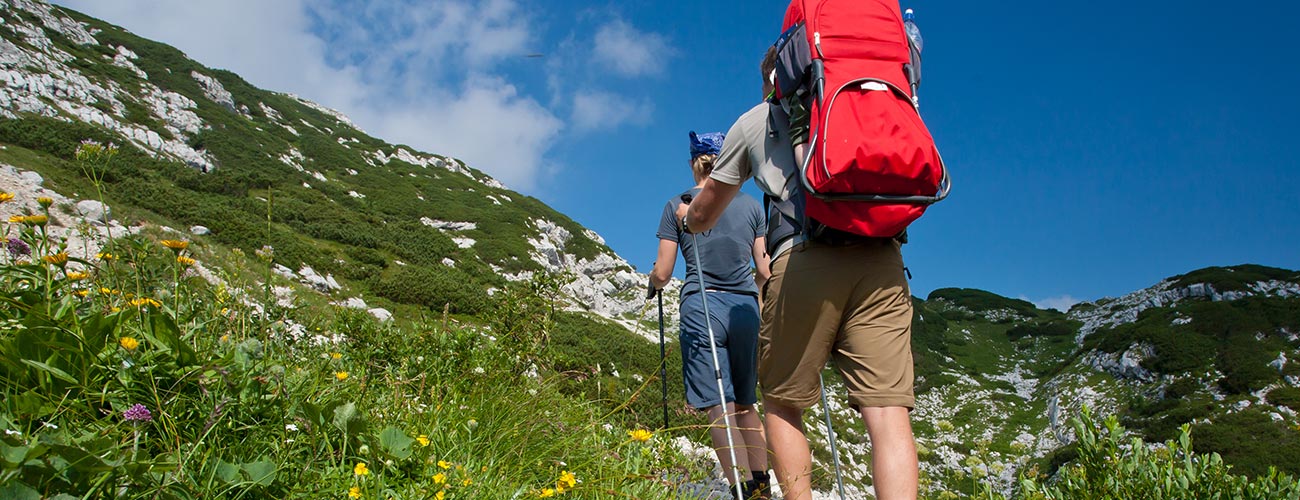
[0, 228, 699, 499]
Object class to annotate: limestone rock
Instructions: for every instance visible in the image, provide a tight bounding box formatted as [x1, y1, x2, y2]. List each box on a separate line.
[189, 225, 210, 236]
[367, 307, 393, 322]
[73, 199, 109, 223]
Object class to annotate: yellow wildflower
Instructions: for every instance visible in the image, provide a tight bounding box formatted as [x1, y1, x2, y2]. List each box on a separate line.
[97, 252, 115, 260]
[8, 215, 24, 224]
[435, 491, 445, 500]
[0, 192, 13, 203]
[416, 435, 429, 447]
[65, 271, 90, 280]
[176, 255, 196, 266]
[119, 337, 139, 351]
[36, 197, 53, 208]
[433, 472, 446, 485]
[110, 306, 120, 313]
[43, 253, 68, 266]
[331, 352, 343, 360]
[348, 486, 361, 499]
[220, 334, 230, 343]
[159, 239, 189, 252]
[437, 460, 451, 470]
[128, 297, 162, 308]
[462, 478, 472, 487]
[23, 215, 47, 226]
[73, 290, 89, 297]
[99, 287, 119, 295]
[335, 371, 349, 381]
[353, 462, 369, 476]
[628, 429, 653, 442]
[558, 471, 576, 489]
[537, 488, 556, 498]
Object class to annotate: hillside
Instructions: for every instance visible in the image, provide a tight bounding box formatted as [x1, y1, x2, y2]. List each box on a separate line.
[1, 1, 1299, 499]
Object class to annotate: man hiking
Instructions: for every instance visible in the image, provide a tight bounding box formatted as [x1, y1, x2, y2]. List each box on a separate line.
[650, 131, 772, 499]
[675, 48, 920, 500]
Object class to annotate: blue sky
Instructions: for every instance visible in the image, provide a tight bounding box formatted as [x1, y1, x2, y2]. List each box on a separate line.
[53, 0, 1300, 309]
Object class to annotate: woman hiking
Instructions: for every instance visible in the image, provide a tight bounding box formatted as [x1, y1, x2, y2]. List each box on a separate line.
[649, 131, 772, 499]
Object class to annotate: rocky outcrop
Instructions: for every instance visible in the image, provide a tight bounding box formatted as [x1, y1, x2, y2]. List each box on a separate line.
[1069, 279, 1300, 340]
[191, 71, 236, 113]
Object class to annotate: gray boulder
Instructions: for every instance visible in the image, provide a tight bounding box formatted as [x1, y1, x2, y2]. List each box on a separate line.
[74, 199, 109, 224]
[367, 308, 393, 322]
[189, 225, 210, 236]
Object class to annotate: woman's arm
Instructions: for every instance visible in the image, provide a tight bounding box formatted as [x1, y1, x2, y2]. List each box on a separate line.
[650, 239, 679, 290]
[752, 236, 771, 289]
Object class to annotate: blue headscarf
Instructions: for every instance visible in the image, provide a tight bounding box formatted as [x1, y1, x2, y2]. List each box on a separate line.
[689, 131, 725, 159]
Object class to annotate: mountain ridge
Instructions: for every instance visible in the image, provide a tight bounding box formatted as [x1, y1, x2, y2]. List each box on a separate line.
[1, 1, 1298, 497]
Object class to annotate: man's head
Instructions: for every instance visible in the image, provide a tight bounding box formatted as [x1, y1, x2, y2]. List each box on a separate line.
[761, 45, 778, 100]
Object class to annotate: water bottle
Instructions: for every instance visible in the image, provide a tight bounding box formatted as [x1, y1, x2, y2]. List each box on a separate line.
[903, 8, 923, 105]
[903, 9, 923, 53]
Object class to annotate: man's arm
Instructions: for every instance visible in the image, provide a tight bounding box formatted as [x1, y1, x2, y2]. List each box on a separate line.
[674, 178, 742, 234]
[650, 239, 678, 290]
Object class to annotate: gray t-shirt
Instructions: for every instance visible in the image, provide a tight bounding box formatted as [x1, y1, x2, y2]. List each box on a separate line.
[710, 102, 805, 259]
[657, 188, 764, 298]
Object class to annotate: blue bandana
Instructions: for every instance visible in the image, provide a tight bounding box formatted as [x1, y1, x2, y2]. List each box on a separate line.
[689, 131, 725, 159]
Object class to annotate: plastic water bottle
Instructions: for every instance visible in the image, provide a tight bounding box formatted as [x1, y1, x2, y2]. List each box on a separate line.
[903, 8, 923, 105]
[903, 9, 923, 53]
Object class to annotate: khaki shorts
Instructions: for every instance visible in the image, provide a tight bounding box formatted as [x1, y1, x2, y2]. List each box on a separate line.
[759, 238, 914, 410]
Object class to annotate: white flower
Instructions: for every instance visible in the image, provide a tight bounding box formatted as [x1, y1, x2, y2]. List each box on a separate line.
[284, 438, 295, 444]
[472, 367, 485, 375]
[285, 424, 299, 432]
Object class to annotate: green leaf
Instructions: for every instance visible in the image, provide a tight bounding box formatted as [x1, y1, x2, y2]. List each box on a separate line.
[0, 442, 29, 467]
[146, 311, 198, 366]
[215, 460, 241, 484]
[0, 482, 40, 500]
[46, 444, 113, 472]
[377, 427, 413, 460]
[242, 460, 277, 487]
[332, 402, 364, 436]
[19, 359, 76, 384]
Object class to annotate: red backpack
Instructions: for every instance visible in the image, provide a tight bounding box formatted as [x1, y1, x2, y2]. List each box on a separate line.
[774, 0, 950, 238]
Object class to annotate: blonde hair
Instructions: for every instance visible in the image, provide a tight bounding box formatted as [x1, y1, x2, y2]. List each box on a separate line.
[691, 153, 717, 181]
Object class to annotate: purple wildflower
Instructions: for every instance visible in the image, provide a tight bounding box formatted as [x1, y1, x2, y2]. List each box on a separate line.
[123, 404, 152, 422]
[6, 238, 30, 257]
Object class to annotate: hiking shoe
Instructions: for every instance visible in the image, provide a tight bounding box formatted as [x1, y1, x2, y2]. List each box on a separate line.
[737, 479, 771, 500]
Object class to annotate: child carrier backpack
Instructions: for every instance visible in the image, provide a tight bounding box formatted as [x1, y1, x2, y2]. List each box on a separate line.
[773, 0, 950, 238]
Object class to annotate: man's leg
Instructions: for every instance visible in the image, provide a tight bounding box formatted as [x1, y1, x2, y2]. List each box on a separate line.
[860, 406, 917, 500]
[734, 404, 768, 477]
[707, 403, 749, 484]
[764, 399, 813, 500]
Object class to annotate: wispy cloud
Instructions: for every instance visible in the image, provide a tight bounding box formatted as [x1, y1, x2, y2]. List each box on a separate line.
[571, 90, 652, 132]
[1020, 294, 1082, 312]
[51, 0, 670, 191]
[591, 19, 673, 78]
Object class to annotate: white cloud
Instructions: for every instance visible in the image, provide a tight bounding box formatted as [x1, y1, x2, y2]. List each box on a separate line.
[591, 19, 673, 78]
[51, 0, 559, 190]
[571, 90, 651, 132]
[1021, 294, 1082, 312]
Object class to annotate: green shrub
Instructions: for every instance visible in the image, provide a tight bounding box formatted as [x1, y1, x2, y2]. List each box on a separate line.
[1006, 319, 1080, 341]
[370, 265, 490, 315]
[928, 288, 1041, 318]
[996, 409, 1300, 500]
[1172, 265, 1300, 293]
[1268, 387, 1300, 412]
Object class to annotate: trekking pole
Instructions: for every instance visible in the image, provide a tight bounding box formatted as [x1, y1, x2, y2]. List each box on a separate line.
[647, 275, 670, 431]
[681, 194, 746, 500]
[818, 372, 847, 500]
